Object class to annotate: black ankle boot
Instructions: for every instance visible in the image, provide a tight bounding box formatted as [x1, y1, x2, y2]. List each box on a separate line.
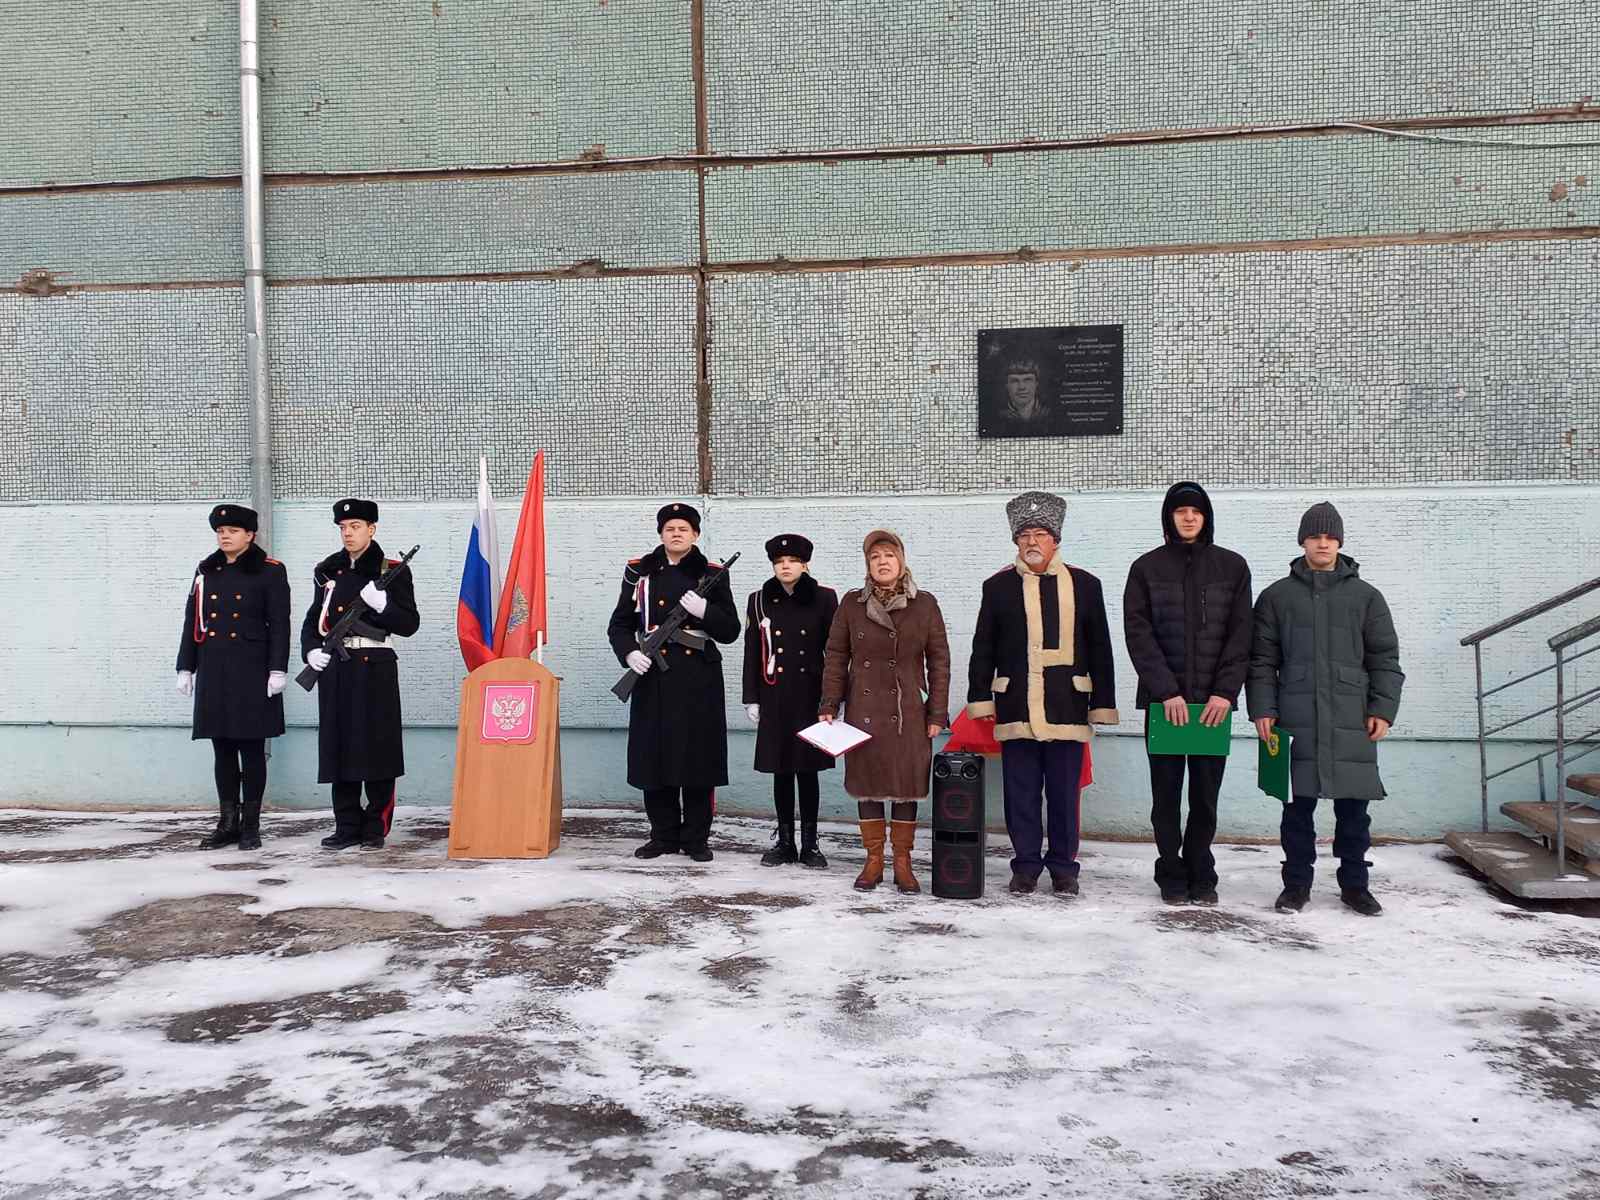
[798, 820, 828, 869]
[237, 800, 262, 852]
[199, 801, 241, 850]
[760, 822, 799, 866]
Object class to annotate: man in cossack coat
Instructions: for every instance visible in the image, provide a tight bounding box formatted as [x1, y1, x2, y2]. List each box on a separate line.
[966, 491, 1120, 897]
[608, 502, 740, 862]
[300, 498, 420, 851]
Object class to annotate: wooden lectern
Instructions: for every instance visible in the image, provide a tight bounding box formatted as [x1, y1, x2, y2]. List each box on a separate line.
[448, 657, 563, 859]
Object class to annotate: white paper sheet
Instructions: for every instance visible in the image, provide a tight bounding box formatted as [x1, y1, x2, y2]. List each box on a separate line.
[796, 719, 873, 757]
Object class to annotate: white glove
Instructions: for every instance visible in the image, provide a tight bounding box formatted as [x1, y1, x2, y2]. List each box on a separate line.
[626, 650, 653, 676]
[307, 648, 332, 672]
[359, 581, 388, 613]
[267, 671, 287, 697]
[175, 670, 194, 697]
[678, 591, 707, 619]
[746, 703, 760, 724]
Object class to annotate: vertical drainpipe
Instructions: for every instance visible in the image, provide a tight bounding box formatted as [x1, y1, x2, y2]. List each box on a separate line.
[239, 0, 273, 551]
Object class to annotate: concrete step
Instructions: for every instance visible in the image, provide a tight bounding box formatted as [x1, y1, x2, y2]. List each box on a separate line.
[1568, 774, 1600, 799]
[1444, 831, 1600, 899]
[1500, 800, 1600, 860]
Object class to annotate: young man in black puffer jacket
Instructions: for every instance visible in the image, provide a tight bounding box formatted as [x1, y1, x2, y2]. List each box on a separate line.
[1123, 482, 1253, 905]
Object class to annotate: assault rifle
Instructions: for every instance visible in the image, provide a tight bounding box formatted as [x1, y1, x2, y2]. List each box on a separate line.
[296, 545, 420, 692]
[611, 551, 740, 702]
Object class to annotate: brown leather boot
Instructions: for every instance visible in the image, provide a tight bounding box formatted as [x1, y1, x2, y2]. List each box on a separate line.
[889, 820, 920, 894]
[854, 818, 886, 890]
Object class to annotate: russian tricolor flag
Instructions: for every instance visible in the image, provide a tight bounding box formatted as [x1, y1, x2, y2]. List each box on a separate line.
[456, 456, 501, 671]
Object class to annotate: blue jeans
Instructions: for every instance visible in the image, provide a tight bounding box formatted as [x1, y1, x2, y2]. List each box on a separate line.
[1001, 740, 1085, 880]
[1280, 796, 1372, 890]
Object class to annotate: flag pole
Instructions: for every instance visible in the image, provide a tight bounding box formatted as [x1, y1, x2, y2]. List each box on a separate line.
[536, 629, 544, 665]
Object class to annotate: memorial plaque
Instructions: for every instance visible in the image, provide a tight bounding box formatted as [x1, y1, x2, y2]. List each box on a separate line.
[977, 325, 1124, 438]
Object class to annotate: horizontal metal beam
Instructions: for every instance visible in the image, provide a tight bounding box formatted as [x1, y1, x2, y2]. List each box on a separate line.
[3, 108, 1598, 199]
[8, 225, 1600, 298]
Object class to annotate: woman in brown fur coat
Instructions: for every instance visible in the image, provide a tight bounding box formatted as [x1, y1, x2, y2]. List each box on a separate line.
[819, 530, 951, 893]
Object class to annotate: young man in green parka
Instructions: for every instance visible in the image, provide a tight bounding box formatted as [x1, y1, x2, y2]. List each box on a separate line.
[1247, 502, 1404, 916]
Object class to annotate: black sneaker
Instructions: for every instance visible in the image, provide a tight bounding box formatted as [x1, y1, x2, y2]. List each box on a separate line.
[1190, 888, 1219, 907]
[1008, 871, 1037, 895]
[360, 834, 385, 851]
[633, 840, 677, 859]
[320, 832, 362, 851]
[683, 843, 714, 863]
[1161, 887, 1190, 906]
[760, 830, 798, 867]
[1340, 888, 1383, 917]
[1051, 873, 1080, 897]
[1274, 886, 1310, 913]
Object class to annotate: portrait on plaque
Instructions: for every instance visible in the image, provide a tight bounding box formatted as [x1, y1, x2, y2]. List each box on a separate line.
[976, 325, 1125, 438]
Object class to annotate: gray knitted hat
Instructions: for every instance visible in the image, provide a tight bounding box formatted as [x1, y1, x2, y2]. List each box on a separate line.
[1297, 501, 1344, 545]
[1006, 490, 1066, 540]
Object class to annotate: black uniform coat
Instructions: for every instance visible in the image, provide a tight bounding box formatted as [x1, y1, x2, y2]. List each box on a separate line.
[299, 541, 420, 784]
[741, 574, 838, 774]
[177, 543, 291, 740]
[966, 554, 1120, 742]
[607, 545, 740, 790]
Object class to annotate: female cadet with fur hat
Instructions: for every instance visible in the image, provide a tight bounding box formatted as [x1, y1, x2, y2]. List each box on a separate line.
[176, 504, 291, 851]
[743, 534, 838, 868]
[819, 530, 952, 893]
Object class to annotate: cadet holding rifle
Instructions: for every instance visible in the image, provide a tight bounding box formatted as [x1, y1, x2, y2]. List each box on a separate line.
[300, 499, 420, 852]
[607, 503, 740, 862]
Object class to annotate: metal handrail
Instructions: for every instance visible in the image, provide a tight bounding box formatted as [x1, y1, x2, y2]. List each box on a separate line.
[1482, 641, 1600, 699]
[1486, 730, 1600, 781]
[1551, 611, 1600, 652]
[1461, 577, 1600, 646]
[1481, 681, 1600, 737]
[1468, 578, 1600, 862]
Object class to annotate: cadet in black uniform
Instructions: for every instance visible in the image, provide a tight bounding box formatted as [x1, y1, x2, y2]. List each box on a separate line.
[607, 502, 740, 862]
[742, 534, 838, 867]
[176, 504, 291, 852]
[299, 499, 420, 851]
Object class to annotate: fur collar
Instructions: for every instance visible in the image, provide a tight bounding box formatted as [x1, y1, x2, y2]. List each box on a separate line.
[1013, 552, 1067, 578]
[762, 572, 819, 606]
[638, 544, 709, 579]
[317, 540, 387, 579]
[199, 542, 267, 575]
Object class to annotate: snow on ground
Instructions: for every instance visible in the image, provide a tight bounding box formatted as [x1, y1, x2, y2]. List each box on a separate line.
[1, 805, 1597, 1200]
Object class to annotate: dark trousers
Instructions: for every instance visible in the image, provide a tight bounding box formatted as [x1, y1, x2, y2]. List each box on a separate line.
[1281, 796, 1372, 890]
[1148, 753, 1226, 891]
[212, 738, 267, 810]
[772, 772, 820, 825]
[1001, 739, 1085, 880]
[331, 779, 396, 839]
[643, 787, 714, 849]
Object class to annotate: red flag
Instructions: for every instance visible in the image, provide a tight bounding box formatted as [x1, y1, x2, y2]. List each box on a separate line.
[492, 451, 548, 657]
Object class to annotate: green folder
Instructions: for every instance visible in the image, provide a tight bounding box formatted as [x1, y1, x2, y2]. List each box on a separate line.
[1258, 726, 1295, 802]
[1146, 704, 1232, 757]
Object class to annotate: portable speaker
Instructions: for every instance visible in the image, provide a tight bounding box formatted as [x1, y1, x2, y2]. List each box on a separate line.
[931, 750, 985, 833]
[932, 829, 986, 899]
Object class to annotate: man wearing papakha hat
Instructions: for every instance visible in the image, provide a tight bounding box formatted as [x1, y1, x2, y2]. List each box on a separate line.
[300, 498, 421, 851]
[966, 491, 1120, 896]
[607, 502, 740, 862]
[1248, 501, 1404, 917]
